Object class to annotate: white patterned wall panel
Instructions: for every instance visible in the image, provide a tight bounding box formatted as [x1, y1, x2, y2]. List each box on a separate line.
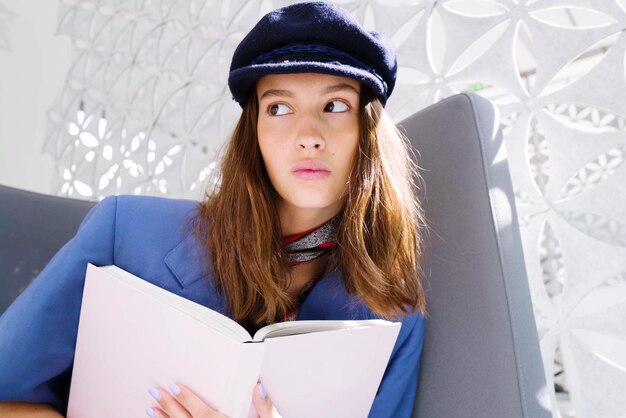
[45, 0, 268, 197]
[45, 1, 626, 416]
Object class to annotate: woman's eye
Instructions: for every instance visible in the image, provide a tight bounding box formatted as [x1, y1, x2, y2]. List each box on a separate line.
[268, 103, 291, 116]
[324, 100, 350, 113]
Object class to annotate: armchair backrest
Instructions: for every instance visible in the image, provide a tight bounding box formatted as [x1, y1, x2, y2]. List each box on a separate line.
[0, 185, 96, 314]
[400, 94, 551, 418]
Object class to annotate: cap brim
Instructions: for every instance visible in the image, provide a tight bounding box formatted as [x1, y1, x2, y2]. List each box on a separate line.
[228, 61, 387, 107]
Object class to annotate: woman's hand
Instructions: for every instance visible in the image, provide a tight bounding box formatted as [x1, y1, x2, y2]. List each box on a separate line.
[147, 382, 281, 418]
[251, 382, 282, 418]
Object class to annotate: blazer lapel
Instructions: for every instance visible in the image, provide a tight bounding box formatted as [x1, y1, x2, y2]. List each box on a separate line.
[164, 234, 228, 314]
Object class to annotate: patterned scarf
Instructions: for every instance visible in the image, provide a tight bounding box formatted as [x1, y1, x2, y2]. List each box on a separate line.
[282, 216, 339, 266]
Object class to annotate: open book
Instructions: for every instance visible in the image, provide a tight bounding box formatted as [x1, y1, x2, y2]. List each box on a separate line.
[67, 264, 401, 418]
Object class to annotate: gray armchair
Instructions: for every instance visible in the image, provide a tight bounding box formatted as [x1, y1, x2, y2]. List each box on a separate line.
[402, 93, 551, 417]
[0, 92, 550, 417]
[0, 185, 95, 313]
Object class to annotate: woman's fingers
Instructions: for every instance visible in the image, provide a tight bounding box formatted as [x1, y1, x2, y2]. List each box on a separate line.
[168, 383, 226, 418]
[147, 386, 189, 418]
[146, 405, 168, 418]
[252, 383, 282, 418]
[147, 382, 277, 418]
[147, 384, 224, 418]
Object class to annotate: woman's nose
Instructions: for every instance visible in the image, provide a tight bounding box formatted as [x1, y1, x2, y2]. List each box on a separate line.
[296, 117, 325, 150]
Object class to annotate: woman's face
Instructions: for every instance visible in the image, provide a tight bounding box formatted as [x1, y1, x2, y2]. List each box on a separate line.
[256, 73, 360, 222]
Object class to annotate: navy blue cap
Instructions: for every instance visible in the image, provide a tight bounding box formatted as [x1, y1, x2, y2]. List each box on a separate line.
[228, 2, 397, 107]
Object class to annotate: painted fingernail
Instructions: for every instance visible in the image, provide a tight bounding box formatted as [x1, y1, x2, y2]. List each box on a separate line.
[259, 383, 267, 400]
[146, 407, 156, 418]
[168, 383, 181, 396]
[148, 387, 161, 401]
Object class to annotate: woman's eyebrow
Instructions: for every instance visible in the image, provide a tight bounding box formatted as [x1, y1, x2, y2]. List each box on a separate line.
[258, 89, 294, 101]
[259, 83, 360, 101]
[322, 83, 360, 95]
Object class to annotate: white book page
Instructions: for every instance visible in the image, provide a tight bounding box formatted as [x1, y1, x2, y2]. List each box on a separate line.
[69, 264, 265, 418]
[259, 323, 401, 418]
[102, 264, 252, 342]
[253, 319, 393, 341]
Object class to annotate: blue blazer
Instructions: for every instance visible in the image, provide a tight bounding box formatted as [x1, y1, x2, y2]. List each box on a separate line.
[0, 195, 424, 417]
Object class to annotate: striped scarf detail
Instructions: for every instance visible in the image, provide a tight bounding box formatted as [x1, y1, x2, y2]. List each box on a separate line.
[282, 216, 339, 266]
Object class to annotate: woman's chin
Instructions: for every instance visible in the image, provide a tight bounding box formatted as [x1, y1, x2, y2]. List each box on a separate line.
[280, 197, 343, 216]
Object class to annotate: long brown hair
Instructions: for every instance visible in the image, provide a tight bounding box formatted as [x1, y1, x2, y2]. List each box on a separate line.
[195, 88, 426, 326]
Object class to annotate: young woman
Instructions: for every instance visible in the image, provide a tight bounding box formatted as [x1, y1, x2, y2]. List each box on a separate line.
[0, 2, 426, 417]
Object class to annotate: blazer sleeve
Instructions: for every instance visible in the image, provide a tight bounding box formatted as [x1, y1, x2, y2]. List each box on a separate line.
[368, 312, 425, 418]
[0, 196, 118, 414]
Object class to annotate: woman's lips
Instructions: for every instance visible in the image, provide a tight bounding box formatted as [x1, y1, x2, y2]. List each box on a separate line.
[292, 160, 331, 180]
[293, 169, 331, 180]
